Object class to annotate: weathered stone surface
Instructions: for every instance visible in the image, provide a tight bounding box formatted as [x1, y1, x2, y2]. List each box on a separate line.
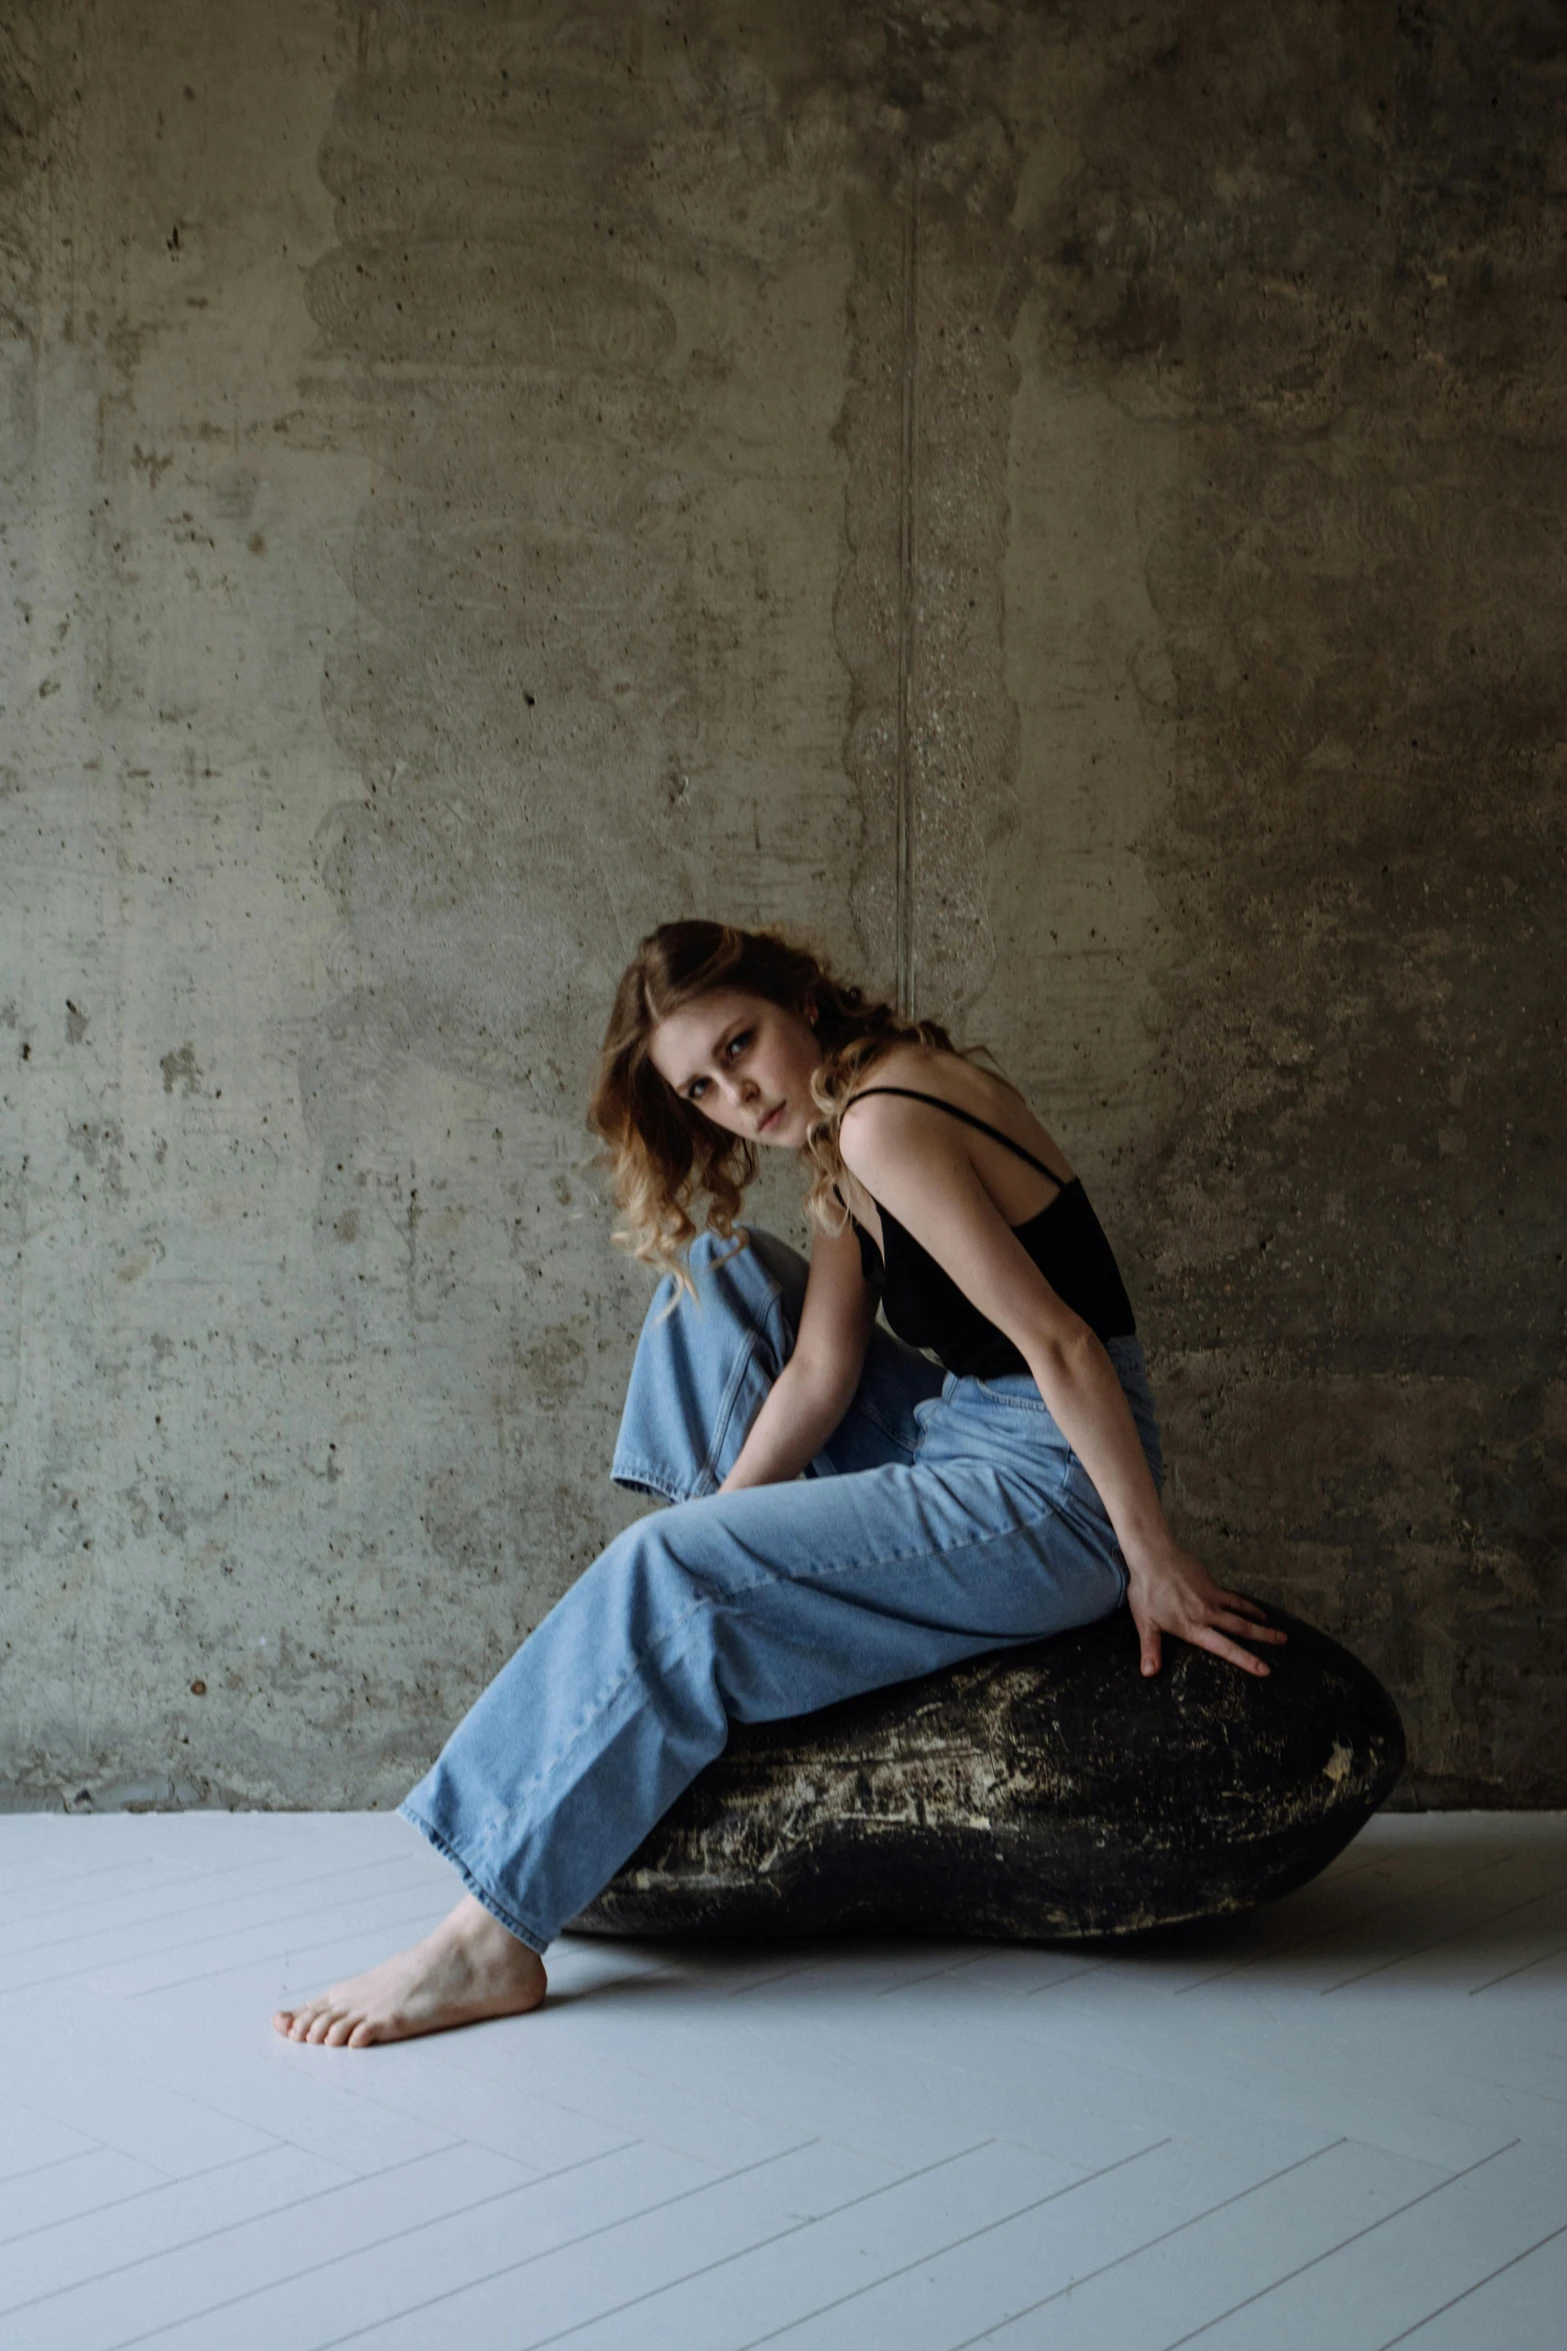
[570, 1606, 1405, 1941]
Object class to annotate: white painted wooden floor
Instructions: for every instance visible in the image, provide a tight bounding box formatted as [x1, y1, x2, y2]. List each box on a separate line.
[1, 1810, 1565, 2350]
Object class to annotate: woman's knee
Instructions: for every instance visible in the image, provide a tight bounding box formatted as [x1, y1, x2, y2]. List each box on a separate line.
[596, 1510, 726, 1655]
[643, 1226, 770, 1341]
[686, 1225, 805, 1326]
[618, 1228, 807, 1501]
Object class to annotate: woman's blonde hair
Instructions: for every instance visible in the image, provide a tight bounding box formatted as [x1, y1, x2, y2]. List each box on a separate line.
[586, 920, 960, 1292]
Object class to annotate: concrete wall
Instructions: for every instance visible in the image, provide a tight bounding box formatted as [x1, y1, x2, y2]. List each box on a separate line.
[2, 0, 1562, 1811]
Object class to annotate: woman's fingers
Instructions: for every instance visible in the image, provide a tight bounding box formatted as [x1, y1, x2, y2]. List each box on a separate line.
[1212, 1608, 1288, 1644]
[1134, 1612, 1266, 1679]
[1216, 1589, 1276, 1624]
[1127, 1557, 1285, 1679]
[1191, 1622, 1272, 1676]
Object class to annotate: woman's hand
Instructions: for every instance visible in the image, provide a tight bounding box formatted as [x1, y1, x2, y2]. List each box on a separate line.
[1124, 1544, 1286, 1679]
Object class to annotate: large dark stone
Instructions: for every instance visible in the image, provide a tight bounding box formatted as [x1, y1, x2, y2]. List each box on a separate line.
[569, 1604, 1405, 1942]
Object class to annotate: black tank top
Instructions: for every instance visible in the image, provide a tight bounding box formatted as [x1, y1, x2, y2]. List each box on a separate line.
[842, 1087, 1136, 1379]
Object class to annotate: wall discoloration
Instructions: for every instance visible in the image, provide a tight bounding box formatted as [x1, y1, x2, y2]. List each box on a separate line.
[828, 3, 1026, 1012]
[305, 0, 859, 1098]
[993, 0, 1567, 1799]
[0, 1, 1561, 1809]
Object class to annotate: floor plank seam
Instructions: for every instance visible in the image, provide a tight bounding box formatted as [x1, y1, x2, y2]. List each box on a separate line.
[1168, 1857, 1528, 1997]
[0, 2141, 503, 2318]
[1373, 2216, 1567, 2349]
[2, 1882, 455, 2000]
[731, 2135, 1178, 2351]
[232, 2136, 840, 2351]
[1321, 1872, 1567, 1994]
[489, 2138, 1000, 2351]
[0, 2139, 117, 2189]
[114, 1896, 463, 1997]
[0, 1849, 437, 1958]
[936, 2137, 1350, 2351]
[1470, 1925, 1567, 1994]
[1155, 2137, 1521, 2351]
[4, 1816, 1565, 2351]
[0, 2148, 295, 2263]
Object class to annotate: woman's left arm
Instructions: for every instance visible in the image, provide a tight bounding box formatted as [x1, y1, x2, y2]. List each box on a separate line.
[838, 1096, 1285, 1679]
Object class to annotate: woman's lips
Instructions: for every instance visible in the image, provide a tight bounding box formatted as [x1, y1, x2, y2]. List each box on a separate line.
[758, 1103, 784, 1134]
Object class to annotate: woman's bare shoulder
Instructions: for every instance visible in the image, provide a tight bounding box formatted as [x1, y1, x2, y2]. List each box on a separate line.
[845, 1040, 1022, 1116]
[844, 1043, 1073, 1183]
[845, 1039, 975, 1097]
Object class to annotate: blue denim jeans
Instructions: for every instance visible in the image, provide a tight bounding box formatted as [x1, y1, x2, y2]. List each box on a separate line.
[400, 1227, 1162, 1952]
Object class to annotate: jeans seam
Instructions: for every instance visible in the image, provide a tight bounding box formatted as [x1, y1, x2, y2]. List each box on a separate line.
[513, 1474, 1121, 1811]
[695, 1276, 786, 1492]
[968, 1386, 1052, 1415]
[726, 1502, 1113, 1612]
[495, 1596, 727, 1812]
[410, 1464, 1131, 1935]
[397, 1801, 551, 1953]
[610, 1454, 686, 1502]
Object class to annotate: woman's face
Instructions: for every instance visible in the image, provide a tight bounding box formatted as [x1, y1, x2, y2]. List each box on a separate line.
[648, 986, 823, 1151]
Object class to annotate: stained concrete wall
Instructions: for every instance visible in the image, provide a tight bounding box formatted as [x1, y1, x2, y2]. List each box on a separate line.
[1, 1, 1562, 1811]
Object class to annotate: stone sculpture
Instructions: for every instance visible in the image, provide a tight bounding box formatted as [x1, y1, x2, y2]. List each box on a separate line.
[568, 1603, 1405, 1942]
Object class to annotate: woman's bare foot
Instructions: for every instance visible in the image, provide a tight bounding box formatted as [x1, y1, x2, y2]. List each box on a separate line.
[272, 1894, 547, 2048]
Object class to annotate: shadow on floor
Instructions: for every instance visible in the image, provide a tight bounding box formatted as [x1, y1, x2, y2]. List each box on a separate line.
[550, 1817, 1567, 2006]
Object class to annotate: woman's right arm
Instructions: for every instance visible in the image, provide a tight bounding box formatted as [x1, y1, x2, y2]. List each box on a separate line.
[718, 1222, 877, 1492]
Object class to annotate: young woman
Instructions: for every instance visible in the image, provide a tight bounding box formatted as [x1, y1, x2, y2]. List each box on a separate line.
[274, 921, 1281, 2047]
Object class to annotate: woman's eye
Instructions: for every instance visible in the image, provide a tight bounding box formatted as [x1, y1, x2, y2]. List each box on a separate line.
[688, 1077, 708, 1100]
[726, 1030, 751, 1060]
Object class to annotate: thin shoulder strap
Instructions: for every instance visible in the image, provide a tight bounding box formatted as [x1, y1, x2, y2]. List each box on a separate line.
[846, 1086, 1063, 1184]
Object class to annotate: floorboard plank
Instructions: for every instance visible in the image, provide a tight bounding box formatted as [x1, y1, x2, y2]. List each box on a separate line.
[1168, 2138, 1567, 2351]
[424, 2011, 853, 2173]
[523, 2012, 1024, 2173]
[0, 1859, 452, 1996]
[1184, 1844, 1567, 2003]
[1, 1812, 1563, 2351]
[0, 2040, 283, 2178]
[0, 2145, 352, 2317]
[0, 2146, 169, 2247]
[0, 2141, 543, 2351]
[105, 2139, 790, 2351]
[123, 1971, 648, 2174]
[1381, 2218, 1567, 2350]
[7, 1982, 469, 2177]
[0, 1856, 189, 1930]
[294, 2138, 902, 2351]
[0, 2095, 105, 2181]
[727, 2134, 1280, 2350]
[980, 1974, 1542, 2169]
[283, 2038, 638, 2177]
[80, 1879, 460, 1999]
[0, 1849, 444, 1963]
[739, 1987, 1337, 2174]
[528, 2138, 1103, 2351]
[1323, 1872, 1567, 2000]
[963, 2136, 1452, 2350]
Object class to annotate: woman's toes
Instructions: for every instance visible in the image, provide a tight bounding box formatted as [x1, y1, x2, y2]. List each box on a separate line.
[324, 2014, 360, 2049]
